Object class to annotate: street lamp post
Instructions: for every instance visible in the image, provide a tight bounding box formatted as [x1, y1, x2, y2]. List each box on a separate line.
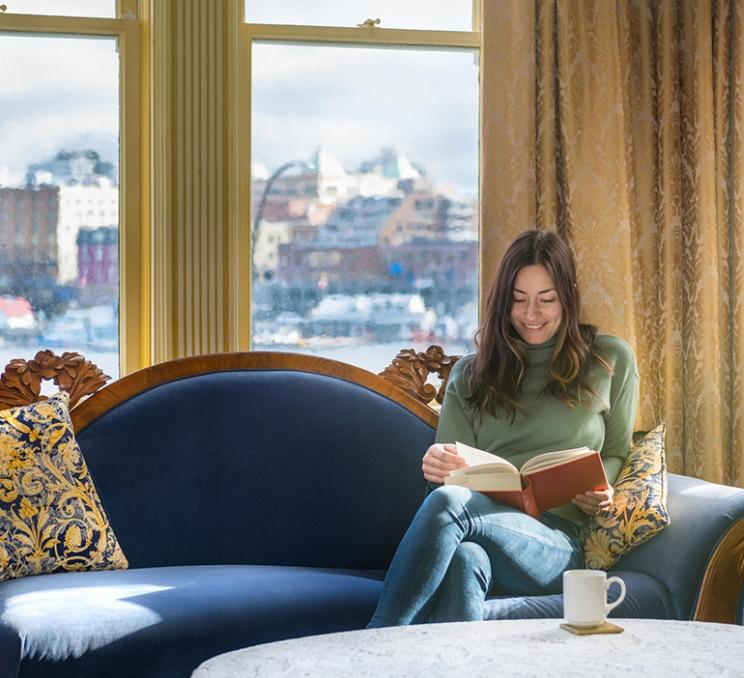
[252, 159, 314, 280]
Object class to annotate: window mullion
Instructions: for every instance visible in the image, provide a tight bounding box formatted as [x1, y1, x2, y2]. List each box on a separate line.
[0, 13, 128, 34]
[243, 23, 479, 49]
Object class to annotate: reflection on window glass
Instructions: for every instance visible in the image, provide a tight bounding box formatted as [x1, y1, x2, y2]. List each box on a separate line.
[0, 34, 120, 379]
[245, 0, 473, 31]
[251, 43, 479, 373]
[2, 1, 115, 17]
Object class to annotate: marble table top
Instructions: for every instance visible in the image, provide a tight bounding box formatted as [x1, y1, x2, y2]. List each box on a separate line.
[192, 618, 744, 678]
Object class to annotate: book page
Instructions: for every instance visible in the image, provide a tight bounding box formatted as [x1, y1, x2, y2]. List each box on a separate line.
[444, 472, 522, 492]
[520, 447, 592, 475]
[450, 464, 518, 477]
[454, 441, 518, 472]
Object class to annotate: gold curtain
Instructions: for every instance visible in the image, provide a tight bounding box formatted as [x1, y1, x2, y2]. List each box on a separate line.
[482, 0, 744, 485]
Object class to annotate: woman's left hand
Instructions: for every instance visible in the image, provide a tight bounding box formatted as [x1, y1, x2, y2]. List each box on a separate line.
[572, 486, 614, 516]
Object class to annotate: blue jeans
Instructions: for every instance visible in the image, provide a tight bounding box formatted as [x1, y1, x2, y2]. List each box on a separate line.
[367, 485, 584, 627]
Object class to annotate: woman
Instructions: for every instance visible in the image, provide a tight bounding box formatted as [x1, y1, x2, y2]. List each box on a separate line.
[367, 229, 639, 627]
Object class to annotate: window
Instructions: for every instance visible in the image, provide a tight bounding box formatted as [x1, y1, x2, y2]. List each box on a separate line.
[246, 4, 480, 373]
[0, 2, 140, 378]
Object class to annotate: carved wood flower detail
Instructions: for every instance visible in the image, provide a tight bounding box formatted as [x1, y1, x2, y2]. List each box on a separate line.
[2, 359, 44, 396]
[379, 345, 461, 407]
[31, 351, 87, 391]
[0, 351, 109, 411]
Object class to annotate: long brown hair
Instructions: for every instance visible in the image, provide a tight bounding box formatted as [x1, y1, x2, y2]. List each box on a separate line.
[467, 230, 610, 418]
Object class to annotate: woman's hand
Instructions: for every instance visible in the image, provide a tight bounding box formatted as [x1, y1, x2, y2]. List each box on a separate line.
[422, 443, 469, 484]
[572, 486, 614, 516]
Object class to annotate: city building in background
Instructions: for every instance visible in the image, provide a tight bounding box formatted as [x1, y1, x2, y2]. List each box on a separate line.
[0, 140, 476, 375]
[0, 148, 119, 363]
[0, 186, 59, 283]
[252, 146, 479, 356]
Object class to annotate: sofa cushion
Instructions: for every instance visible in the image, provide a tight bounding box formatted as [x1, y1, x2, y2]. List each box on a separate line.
[483, 570, 675, 621]
[0, 564, 385, 678]
[583, 425, 670, 569]
[0, 392, 127, 583]
[75, 370, 433, 571]
[0, 564, 678, 678]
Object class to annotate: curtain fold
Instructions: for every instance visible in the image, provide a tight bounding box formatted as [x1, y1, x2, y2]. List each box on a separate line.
[482, 0, 744, 485]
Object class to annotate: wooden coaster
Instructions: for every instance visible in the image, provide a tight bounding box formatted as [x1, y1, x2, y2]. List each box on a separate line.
[560, 620, 624, 635]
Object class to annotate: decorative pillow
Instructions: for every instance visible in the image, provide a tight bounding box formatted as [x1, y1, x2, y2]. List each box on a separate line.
[583, 424, 670, 570]
[0, 392, 127, 581]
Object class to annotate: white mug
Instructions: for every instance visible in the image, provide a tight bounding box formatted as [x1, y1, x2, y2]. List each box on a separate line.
[563, 569, 626, 627]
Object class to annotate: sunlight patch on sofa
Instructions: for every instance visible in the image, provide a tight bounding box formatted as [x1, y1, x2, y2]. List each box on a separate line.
[3, 584, 170, 661]
[677, 484, 744, 500]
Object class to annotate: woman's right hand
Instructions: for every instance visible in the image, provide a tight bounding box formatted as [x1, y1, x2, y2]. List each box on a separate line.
[421, 443, 469, 484]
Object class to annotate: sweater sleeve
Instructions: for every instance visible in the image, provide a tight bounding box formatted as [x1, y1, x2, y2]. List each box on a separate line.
[599, 338, 640, 485]
[434, 357, 477, 447]
[427, 358, 477, 493]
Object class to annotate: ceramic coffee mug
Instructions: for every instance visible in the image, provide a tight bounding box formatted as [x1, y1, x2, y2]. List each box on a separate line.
[563, 569, 626, 627]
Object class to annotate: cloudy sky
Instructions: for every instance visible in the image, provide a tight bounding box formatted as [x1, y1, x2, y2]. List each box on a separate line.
[0, 1, 478, 195]
[0, 31, 119, 185]
[246, 0, 473, 31]
[253, 43, 479, 195]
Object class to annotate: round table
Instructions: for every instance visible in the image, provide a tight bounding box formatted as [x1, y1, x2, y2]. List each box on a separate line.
[192, 618, 744, 677]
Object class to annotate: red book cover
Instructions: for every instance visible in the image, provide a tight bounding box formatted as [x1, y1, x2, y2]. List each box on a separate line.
[525, 452, 609, 513]
[484, 484, 540, 518]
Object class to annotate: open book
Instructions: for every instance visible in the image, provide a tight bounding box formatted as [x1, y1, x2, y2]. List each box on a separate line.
[443, 442, 609, 519]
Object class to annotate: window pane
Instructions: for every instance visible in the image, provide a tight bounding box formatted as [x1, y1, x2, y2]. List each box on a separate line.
[1, 1, 115, 18]
[245, 0, 474, 31]
[251, 43, 479, 373]
[0, 34, 120, 379]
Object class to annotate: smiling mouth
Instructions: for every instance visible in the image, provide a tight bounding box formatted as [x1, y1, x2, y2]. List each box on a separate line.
[524, 323, 547, 330]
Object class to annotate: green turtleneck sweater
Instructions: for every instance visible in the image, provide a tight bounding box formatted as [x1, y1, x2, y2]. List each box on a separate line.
[435, 334, 639, 525]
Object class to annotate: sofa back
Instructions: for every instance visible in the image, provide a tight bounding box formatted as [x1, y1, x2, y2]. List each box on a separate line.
[73, 354, 435, 571]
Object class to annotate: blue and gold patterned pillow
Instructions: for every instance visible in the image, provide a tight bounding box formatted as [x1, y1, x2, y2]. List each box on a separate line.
[0, 392, 127, 581]
[583, 424, 670, 570]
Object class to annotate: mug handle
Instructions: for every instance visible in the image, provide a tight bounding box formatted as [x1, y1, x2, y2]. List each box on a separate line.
[605, 576, 626, 615]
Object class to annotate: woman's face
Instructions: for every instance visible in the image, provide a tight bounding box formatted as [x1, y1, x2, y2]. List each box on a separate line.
[510, 264, 563, 345]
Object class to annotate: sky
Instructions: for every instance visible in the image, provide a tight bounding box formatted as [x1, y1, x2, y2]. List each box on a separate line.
[252, 43, 479, 195]
[1, 0, 115, 18]
[0, 1, 479, 195]
[0, 32, 119, 185]
[245, 0, 473, 31]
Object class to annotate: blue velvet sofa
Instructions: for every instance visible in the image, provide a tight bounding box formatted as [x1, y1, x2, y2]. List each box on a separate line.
[1, 349, 744, 678]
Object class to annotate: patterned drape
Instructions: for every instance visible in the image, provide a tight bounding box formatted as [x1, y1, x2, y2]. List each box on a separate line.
[482, 0, 744, 486]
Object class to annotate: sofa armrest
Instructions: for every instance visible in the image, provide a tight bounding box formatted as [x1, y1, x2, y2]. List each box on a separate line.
[694, 513, 744, 622]
[611, 473, 744, 622]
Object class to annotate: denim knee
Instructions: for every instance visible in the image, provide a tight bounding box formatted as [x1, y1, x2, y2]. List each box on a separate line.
[423, 484, 472, 515]
[448, 541, 491, 584]
[427, 542, 492, 623]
